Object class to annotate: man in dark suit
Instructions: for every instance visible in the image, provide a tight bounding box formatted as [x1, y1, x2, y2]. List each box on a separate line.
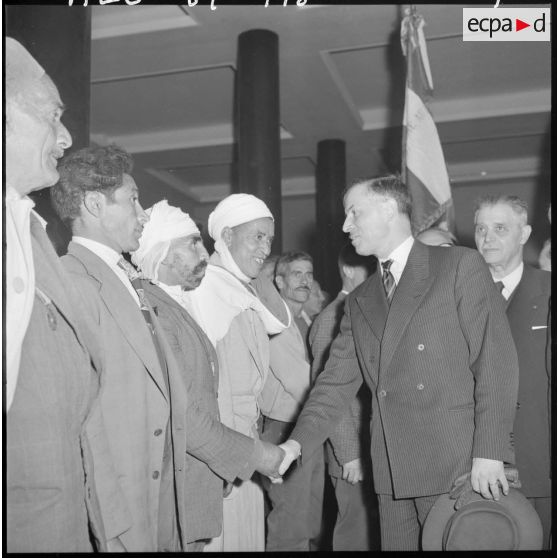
[278, 175, 519, 551]
[474, 194, 552, 548]
[130, 200, 285, 551]
[308, 243, 378, 550]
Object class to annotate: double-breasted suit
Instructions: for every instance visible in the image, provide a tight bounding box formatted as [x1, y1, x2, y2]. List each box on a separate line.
[62, 242, 189, 551]
[292, 242, 519, 500]
[504, 264, 551, 498]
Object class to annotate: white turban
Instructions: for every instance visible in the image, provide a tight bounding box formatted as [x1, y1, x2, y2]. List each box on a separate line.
[6, 38, 45, 102]
[208, 193, 274, 282]
[131, 199, 200, 280]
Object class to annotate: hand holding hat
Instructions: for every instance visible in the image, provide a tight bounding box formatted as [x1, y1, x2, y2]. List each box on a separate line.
[450, 466, 522, 510]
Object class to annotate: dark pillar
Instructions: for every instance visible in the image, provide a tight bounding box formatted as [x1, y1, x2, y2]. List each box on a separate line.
[315, 139, 347, 295]
[6, 6, 91, 254]
[235, 29, 282, 251]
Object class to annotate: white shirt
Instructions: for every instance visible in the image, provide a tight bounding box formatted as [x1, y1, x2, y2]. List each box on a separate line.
[6, 186, 40, 411]
[491, 262, 523, 300]
[72, 236, 140, 307]
[379, 235, 415, 285]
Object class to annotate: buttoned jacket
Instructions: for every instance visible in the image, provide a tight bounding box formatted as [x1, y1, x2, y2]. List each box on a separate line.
[62, 242, 189, 551]
[140, 281, 262, 543]
[292, 242, 519, 498]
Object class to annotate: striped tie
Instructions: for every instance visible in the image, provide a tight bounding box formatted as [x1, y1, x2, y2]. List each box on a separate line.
[495, 281, 505, 299]
[381, 259, 396, 304]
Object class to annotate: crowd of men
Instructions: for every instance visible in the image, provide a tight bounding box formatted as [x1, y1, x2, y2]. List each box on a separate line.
[6, 37, 553, 552]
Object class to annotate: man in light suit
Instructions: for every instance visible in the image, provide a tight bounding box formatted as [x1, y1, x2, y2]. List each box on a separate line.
[278, 175, 519, 551]
[6, 38, 108, 552]
[51, 145, 187, 551]
[474, 194, 552, 548]
[308, 243, 378, 550]
[130, 200, 285, 551]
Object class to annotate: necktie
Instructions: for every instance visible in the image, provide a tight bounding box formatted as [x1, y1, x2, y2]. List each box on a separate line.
[495, 281, 506, 299]
[381, 259, 396, 304]
[117, 258, 169, 388]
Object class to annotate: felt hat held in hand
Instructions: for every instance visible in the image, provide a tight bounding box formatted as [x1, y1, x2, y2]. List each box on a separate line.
[422, 469, 543, 550]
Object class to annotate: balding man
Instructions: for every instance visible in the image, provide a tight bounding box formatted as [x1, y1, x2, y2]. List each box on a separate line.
[474, 194, 552, 548]
[6, 38, 106, 552]
[187, 193, 289, 551]
[131, 200, 285, 551]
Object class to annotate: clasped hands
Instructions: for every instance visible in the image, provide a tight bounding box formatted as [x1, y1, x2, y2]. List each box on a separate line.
[254, 439, 301, 484]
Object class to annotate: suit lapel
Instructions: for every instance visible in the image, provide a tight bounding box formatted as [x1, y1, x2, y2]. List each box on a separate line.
[380, 241, 433, 373]
[30, 216, 83, 336]
[507, 265, 542, 312]
[68, 242, 169, 400]
[355, 272, 389, 342]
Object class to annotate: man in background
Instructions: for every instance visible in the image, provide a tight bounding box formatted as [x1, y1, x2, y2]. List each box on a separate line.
[309, 243, 378, 550]
[474, 194, 552, 548]
[259, 251, 325, 551]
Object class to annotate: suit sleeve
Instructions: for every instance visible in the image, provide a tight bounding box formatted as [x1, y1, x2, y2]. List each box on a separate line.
[310, 306, 362, 467]
[154, 315, 260, 483]
[455, 250, 519, 463]
[290, 297, 363, 462]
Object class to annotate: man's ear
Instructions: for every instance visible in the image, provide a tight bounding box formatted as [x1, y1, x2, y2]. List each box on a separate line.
[83, 191, 105, 218]
[519, 224, 532, 246]
[383, 197, 398, 221]
[221, 226, 233, 248]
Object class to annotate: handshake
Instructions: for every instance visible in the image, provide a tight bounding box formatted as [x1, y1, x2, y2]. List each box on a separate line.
[253, 439, 302, 484]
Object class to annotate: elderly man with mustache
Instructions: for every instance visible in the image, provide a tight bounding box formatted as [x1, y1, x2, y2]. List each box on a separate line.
[131, 200, 287, 552]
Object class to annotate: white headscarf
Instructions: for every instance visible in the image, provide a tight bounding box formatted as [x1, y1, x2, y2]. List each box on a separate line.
[186, 194, 289, 346]
[6, 39, 48, 412]
[208, 193, 273, 283]
[131, 199, 200, 280]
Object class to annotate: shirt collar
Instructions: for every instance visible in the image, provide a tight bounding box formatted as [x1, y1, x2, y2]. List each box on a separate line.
[73, 236, 122, 268]
[492, 262, 523, 300]
[379, 235, 414, 284]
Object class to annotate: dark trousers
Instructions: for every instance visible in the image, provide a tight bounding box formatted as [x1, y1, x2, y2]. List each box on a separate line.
[261, 417, 325, 551]
[377, 493, 440, 551]
[529, 496, 552, 550]
[330, 474, 380, 550]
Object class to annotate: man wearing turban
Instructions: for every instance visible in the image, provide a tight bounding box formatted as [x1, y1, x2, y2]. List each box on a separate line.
[186, 194, 290, 551]
[6, 38, 106, 551]
[131, 200, 286, 551]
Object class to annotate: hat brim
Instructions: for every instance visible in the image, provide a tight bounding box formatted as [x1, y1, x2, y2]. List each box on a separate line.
[422, 488, 543, 551]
